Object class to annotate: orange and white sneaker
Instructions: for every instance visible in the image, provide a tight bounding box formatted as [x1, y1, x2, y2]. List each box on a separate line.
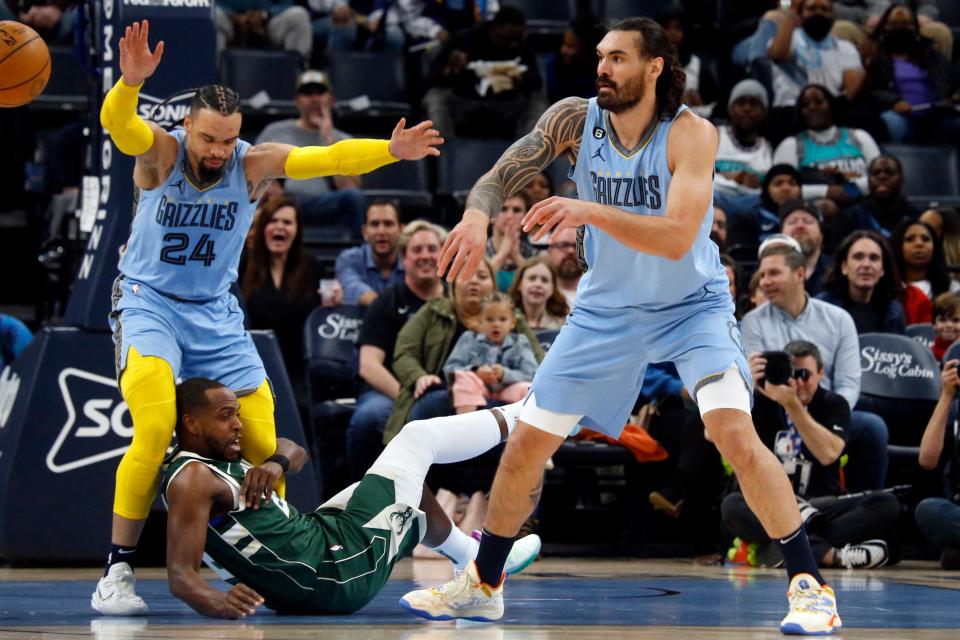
[780, 573, 841, 635]
[400, 561, 504, 622]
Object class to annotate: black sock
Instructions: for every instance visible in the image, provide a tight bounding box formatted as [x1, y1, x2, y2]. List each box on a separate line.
[777, 525, 825, 585]
[104, 544, 138, 576]
[474, 529, 514, 586]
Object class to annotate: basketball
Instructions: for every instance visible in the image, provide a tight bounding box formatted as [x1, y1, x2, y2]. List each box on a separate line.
[0, 21, 51, 108]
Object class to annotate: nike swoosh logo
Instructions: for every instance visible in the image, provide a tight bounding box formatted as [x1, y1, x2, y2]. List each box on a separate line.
[117, 549, 136, 554]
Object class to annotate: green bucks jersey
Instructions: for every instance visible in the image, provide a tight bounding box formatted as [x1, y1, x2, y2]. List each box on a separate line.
[162, 452, 425, 614]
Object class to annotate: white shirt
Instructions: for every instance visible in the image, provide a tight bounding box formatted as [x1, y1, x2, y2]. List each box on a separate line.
[771, 31, 862, 108]
[714, 126, 773, 197]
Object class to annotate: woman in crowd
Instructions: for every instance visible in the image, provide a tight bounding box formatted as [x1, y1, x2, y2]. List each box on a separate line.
[508, 255, 570, 330]
[486, 192, 536, 291]
[773, 84, 880, 211]
[919, 206, 960, 275]
[384, 257, 544, 443]
[817, 230, 906, 334]
[891, 219, 958, 324]
[864, 4, 960, 145]
[240, 196, 341, 391]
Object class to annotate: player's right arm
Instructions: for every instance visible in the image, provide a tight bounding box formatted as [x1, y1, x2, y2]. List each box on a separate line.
[439, 96, 588, 283]
[166, 463, 265, 619]
[99, 20, 179, 188]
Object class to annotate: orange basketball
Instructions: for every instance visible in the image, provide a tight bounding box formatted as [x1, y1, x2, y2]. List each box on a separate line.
[0, 21, 51, 108]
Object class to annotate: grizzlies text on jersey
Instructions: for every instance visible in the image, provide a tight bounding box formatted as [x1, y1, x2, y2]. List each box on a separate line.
[118, 129, 256, 301]
[570, 98, 725, 308]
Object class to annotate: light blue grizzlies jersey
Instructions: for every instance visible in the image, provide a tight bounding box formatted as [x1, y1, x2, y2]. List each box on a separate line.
[570, 99, 724, 308]
[118, 129, 256, 300]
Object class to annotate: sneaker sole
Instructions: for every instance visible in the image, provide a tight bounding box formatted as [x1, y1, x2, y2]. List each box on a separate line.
[780, 621, 840, 635]
[90, 595, 148, 617]
[398, 597, 500, 622]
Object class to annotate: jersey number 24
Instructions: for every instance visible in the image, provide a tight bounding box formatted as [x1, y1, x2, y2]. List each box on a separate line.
[160, 233, 217, 267]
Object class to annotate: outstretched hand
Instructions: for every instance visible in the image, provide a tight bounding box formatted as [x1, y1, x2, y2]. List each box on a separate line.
[438, 209, 490, 284]
[388, 118, 443, 161]
[119, 20, 164, 87]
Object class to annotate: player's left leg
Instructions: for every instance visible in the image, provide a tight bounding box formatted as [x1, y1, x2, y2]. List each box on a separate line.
[664, 294, 839, 635]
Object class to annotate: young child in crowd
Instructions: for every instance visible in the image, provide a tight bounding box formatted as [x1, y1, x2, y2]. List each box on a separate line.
[443, 293, 540, 414]
[932, 292, 960, 362]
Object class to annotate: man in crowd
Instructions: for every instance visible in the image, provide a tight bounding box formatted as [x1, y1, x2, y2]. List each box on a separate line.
[346, 220, 447, 479]
[336, 200, 405, 305]
[780, 199, 831, 295]
[256, 70, 366, 238]
[546, 227, 583, 306]
[729, 340, 898, 569]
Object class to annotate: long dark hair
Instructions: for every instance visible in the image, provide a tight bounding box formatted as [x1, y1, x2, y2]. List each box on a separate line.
[871, 2, 928, 62]
[891, 219, 952, 296]
[822, 230, 902, 310]
[609, 17, 685, 121]
[240, 195, 310, 302]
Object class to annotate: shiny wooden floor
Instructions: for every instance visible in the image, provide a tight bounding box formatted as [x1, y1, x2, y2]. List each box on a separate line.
[2, 558, 959, 639]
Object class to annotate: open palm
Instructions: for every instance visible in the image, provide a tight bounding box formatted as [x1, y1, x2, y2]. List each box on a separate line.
[119, 20, 164, 86]
[387, 118, 443, 161]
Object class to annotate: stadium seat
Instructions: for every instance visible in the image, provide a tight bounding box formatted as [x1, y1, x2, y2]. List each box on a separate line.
[436, 138, 512, 200]
[511, 0, 574, 33]
[599, 0, 680, 19]
[882, 144, 960, 198]
[856, 332, 940, 447]
[220, 48, 299, 109]
[327, 52, 410, 131]
[360, 159, 435, 221]
[904, 322, 935, 349]
[933, 0, 960, 28]
[303, 305, 365, 497]
[33, 46, 90, 110]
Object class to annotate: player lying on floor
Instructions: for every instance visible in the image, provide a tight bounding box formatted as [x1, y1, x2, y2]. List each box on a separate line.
[161, 377, 539, 618]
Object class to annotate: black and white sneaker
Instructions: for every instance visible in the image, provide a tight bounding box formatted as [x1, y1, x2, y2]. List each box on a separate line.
[837, 539, 889, 569]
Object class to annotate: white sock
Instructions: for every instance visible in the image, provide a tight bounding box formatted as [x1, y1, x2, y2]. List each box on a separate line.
[431, 526, 480, 572]
[369, 402, 524, 506]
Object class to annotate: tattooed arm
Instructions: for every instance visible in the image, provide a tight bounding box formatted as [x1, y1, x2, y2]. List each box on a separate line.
[438, 97, 588, 283]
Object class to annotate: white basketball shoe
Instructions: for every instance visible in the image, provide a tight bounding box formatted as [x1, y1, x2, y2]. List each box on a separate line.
[779, 573, 841, 635]
[400, 561, 504, 621]
[91, 562, 149, 616]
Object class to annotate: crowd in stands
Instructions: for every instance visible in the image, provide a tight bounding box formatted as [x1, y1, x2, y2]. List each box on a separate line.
[7, 0, 960, 568]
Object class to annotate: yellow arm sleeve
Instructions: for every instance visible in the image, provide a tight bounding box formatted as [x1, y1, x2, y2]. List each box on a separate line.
[283, 139, 398, 179]
[99, 79, 155, 156]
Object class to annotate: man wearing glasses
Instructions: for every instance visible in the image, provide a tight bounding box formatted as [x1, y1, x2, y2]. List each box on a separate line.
[545, 228, 584, 306]
[724, 339, 899, 570]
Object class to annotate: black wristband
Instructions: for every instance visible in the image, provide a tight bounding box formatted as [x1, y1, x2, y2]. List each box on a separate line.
[265, 454, 290, 473]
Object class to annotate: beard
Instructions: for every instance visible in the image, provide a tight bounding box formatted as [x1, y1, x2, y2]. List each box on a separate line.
[198, 159, 226, 183]
[795, 235, 820, 258]
[596, 74, 645, 114]
[557, 256, 583, 280]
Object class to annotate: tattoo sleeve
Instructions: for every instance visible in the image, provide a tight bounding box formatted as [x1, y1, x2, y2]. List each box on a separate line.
[465, 97, 587, 219]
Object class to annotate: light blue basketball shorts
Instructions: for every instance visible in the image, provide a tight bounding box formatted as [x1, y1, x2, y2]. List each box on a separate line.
[529, 281, 752, 438]
[108, 276, 266, 393]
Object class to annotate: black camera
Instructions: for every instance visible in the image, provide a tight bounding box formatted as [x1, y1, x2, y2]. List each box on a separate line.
[761, 350, 793, 386]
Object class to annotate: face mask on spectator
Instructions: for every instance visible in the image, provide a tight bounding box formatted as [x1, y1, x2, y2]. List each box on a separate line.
[883, 27, 918, 53]
[802, 15, 834, 41]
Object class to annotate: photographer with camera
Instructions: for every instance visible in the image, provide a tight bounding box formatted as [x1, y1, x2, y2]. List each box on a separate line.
[723, 340, 900, 569]
[741, 238, 890, 492]
[915, 359, 960, 570]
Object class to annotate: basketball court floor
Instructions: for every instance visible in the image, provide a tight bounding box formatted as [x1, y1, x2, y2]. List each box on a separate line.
[2, 558, 958, 639]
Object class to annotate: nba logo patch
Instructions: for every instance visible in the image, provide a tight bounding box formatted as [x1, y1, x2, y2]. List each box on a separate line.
[593, 127, 606, 140]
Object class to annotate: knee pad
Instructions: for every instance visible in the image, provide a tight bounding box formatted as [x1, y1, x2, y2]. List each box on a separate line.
[114, 347, 177, 520]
